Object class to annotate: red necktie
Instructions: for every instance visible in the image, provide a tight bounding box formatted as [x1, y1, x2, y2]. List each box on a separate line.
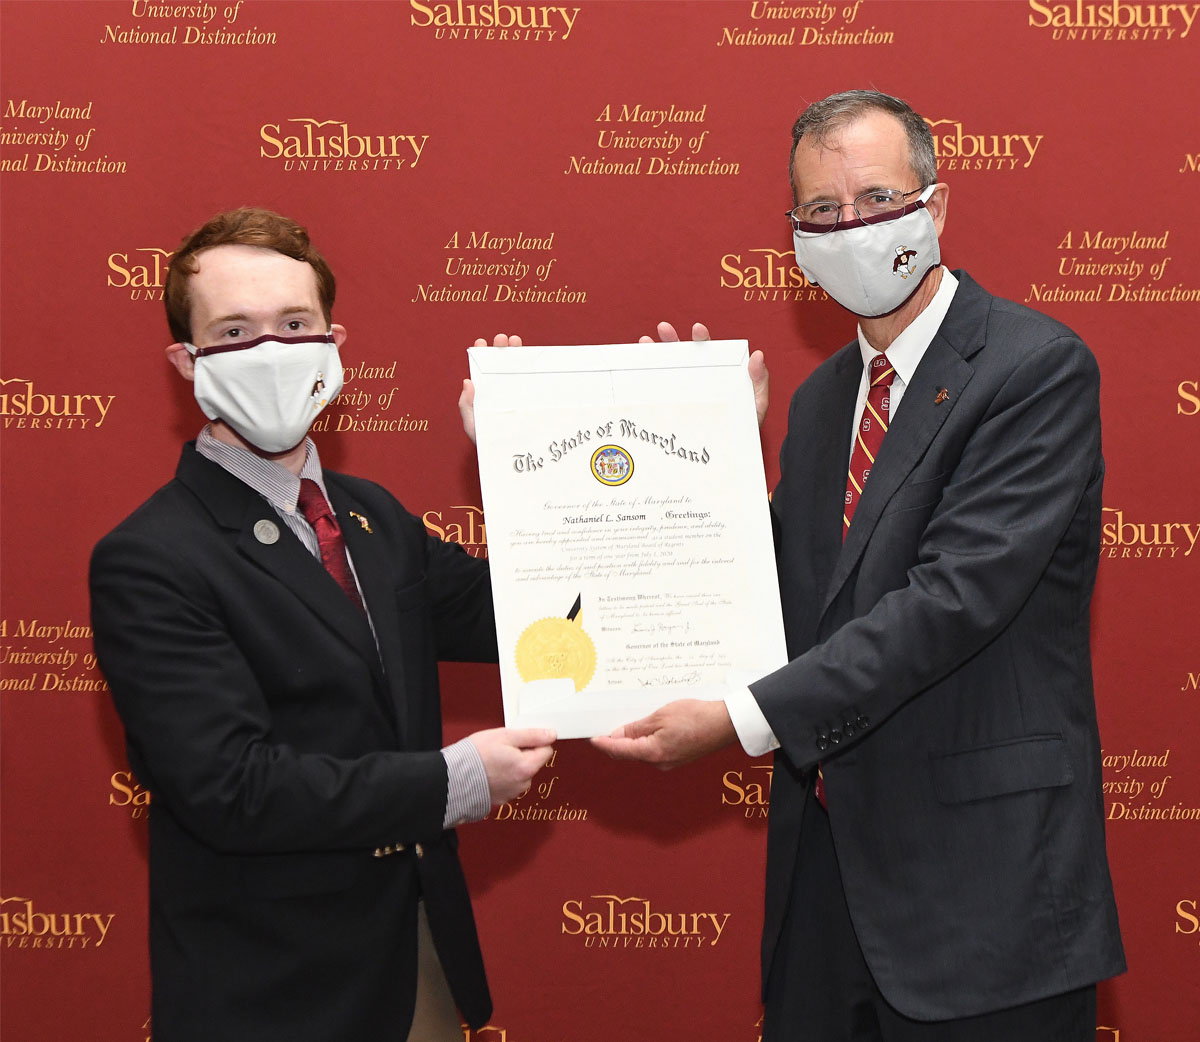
[817, 352, 894, 808]
[843, 352, 895, 540]
[296, 478, 365, 612]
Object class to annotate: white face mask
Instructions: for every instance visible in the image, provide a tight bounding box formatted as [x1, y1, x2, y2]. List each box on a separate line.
[792, 184, 940, 318]
[186, 332, 343, 453]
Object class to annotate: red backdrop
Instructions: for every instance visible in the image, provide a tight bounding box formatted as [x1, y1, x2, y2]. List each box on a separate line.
[2, 3, 1198, 1040]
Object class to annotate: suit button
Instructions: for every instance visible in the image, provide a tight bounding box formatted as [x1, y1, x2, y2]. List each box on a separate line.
[373, 847, 384, 858]
[829, 728, 842, 745]
[842, 720, 856, 738]
[815, 732, 830, 752]
[414, 842, 425, 859]
[856, 714, 870, 729]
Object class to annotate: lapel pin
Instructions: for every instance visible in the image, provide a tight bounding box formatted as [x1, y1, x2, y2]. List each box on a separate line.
[934, 388, 949, 405]
[253, 519, 280, 545]
[348, 511, 373, 534]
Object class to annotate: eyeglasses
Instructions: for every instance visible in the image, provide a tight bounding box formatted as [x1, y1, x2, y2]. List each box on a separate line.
[787, 187, 929, 233]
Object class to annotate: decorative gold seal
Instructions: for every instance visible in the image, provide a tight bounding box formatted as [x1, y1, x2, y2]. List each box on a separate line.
[515, 615, 596, 692]
[591, 444, 633, 486]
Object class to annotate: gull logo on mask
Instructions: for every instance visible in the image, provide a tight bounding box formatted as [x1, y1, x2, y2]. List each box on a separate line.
[186, 331, 343, 453]
[893, 247, 919, 278]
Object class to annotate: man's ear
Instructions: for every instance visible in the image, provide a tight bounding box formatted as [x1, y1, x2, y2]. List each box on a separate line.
[331, 323, 347, 349]
[927, 182, 949, 237]
[166, 343, 195, 382]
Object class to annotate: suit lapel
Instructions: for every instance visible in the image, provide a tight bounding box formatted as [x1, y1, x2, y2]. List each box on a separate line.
[809, 351, 863, 602]
[820, 277, 984, 620]
[329, 480, 412, 743]
[175, 447, 387, 694]
[238, 511, 384, 680]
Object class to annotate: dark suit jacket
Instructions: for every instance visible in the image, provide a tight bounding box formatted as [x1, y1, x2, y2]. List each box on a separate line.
[750, 271, 1125, 1020]
[90, 445, 499, 1042]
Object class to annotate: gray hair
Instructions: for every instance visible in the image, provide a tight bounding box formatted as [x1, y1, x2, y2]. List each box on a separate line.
[789, 89, 937, 195]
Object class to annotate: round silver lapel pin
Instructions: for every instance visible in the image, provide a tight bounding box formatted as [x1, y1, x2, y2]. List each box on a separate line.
[253, 519, 280, 545]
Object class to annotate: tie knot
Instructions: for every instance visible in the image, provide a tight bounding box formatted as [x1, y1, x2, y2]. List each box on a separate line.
[870, 353, 894, 387]
[296, 478, 333, 527]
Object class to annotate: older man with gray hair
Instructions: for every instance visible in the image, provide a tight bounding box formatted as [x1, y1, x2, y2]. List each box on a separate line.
[596, 89, 1125, 1041]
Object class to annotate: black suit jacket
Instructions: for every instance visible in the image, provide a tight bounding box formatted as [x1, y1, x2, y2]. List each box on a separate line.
[90, 445, 498, 1042]
[750, 272, 1125, 1020]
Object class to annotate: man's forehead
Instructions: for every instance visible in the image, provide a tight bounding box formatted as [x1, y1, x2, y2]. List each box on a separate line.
[812, 109, 907, 150]
[792, 110, 912, 189]
[187, 244, 321, 324]
[189, 245, 320, 299]
[191, 242, 311, 276]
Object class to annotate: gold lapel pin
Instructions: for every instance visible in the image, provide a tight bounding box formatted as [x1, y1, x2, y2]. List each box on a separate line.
[934, 388, 949, 405]
[348, 511, 373, 534]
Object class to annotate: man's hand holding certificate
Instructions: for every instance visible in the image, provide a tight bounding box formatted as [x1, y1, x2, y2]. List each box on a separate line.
[469, 339, 786, 740]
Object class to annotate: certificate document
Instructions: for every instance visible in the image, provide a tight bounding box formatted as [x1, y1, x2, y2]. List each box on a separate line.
[469, 341, 786, 739]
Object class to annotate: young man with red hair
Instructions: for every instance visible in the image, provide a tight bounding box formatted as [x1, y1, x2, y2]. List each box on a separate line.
[91, 207, 554, 1042]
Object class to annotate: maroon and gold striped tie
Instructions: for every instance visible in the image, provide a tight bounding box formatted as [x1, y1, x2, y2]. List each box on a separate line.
[843, 352, 895, 540]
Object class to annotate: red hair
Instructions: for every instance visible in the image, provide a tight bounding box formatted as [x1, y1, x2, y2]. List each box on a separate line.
[164, 207, 336, 343]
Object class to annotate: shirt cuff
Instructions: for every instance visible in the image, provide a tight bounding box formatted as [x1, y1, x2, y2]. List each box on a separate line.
[442, 738, 491, 829]
[724, 687, 780, 757]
